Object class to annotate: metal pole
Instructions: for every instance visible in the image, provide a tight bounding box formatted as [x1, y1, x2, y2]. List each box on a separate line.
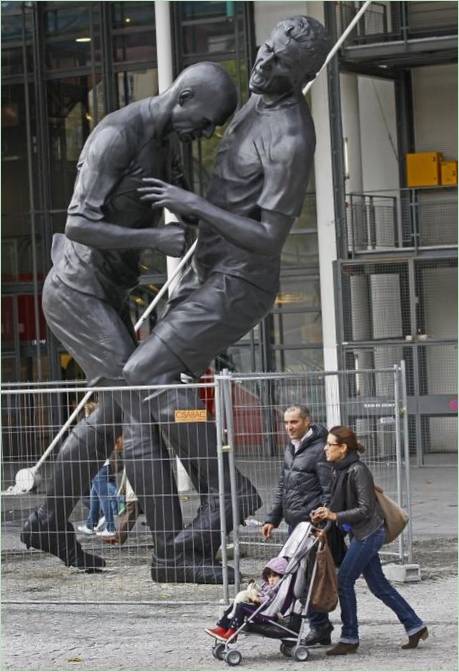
[22, 5, 42, 380]
[221, 369, 241, 594]
[155, 0, 183, 297]
[400, 359, 413, 563]
[393, 364, 405, 562]
[302, 0, 373, 96]
[214, 376, 229, 603]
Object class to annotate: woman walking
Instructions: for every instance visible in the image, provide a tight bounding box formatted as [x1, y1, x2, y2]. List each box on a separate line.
[312, 425, 427, 656]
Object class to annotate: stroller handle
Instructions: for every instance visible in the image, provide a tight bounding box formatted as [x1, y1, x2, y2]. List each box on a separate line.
[312, 520, 333, 535]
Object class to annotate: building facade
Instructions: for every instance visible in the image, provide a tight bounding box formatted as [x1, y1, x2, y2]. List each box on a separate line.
[1, 1, 457, 461]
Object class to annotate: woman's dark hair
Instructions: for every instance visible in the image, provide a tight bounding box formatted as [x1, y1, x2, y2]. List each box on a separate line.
[329, 425, 365, 454]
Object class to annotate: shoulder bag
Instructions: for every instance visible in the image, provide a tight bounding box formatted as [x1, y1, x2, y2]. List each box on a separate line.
[310, 535, 338, 613]
[374, 485, 409, 543]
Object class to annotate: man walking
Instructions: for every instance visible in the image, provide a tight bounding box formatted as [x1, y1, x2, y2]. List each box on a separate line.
[261, 405, 334, 646]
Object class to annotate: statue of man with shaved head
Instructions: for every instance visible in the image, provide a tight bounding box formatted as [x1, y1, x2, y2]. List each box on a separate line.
[21, 62, 238, 578]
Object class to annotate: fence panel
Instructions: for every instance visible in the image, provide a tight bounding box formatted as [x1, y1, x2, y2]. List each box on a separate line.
[1, 381, 228, 605]
[219, 368, 411, 575]
[2, 367, 411, 605]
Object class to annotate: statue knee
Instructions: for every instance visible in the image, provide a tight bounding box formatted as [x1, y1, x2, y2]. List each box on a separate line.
[123, 356, 150, 386]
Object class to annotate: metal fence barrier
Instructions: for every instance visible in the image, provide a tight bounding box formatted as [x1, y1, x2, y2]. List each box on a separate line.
[1, 366, 412, 605]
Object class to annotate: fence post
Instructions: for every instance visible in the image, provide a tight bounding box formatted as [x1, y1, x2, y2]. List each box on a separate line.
[221, 369, 241, 594]
[400, 359, 414, 563]
[214, 376, 229, 603]
[393, 364, 406, 562]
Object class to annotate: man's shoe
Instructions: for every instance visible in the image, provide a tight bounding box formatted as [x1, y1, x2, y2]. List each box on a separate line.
[401, 626, 428, 649]
[21, 510, 106, 572]
[304, 624, 333, 646]
[205, 626, 228, 640]
[326, 642, 359, 656]
[150, 551, 238, 585]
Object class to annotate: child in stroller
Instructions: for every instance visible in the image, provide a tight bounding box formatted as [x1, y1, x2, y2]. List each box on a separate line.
[204, 522, 326, 665]
[205, 556, 288, 642]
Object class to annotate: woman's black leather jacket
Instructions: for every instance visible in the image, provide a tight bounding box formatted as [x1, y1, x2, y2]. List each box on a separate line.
[335, 461, 384, 540]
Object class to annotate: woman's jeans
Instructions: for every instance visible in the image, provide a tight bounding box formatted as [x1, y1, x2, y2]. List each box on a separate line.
[86, 466, 119, 533]
[338, 525, 424, 643]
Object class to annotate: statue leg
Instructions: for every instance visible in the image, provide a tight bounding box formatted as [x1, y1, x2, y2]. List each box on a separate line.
[123, 333, 262, 584]
[112, 388, 184, 556]
[21, 272, 133, 571]
[21, 398, 122, 571]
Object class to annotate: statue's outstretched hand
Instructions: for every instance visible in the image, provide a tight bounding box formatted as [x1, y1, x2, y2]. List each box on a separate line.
[139, 178, 199, 217]
[156, 224, 186, 258]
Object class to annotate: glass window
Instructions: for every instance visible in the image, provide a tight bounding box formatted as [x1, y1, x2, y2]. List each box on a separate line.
[178, 1, 244, 57]
[46, 74, 102, 209]
[45, 3, 91, 36]
[112, 2, 155, 30]
[179, 2, 233, 22]
[44, 4, 101, 70]
[2, 83, 34, 217]
[274, 347, 324, 373]
[116, 68, 158, 107]
[113, 30, 156, 64]
[1, 5, 33, 77]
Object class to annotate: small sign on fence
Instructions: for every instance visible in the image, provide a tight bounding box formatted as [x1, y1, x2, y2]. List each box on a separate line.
[174, 409, 208, 423]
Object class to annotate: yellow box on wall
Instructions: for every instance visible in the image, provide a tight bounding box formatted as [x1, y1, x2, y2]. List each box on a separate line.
[406, 152, 443, 187]
[440, 160, 458, 186]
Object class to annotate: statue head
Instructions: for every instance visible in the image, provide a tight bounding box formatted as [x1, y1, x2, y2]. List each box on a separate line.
[249, 16, 330, 96]
[171, 62, 238, 142]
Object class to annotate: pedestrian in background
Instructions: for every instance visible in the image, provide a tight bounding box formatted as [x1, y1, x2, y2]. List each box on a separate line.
[78, 436, 123, 538]
[312, 425, 428, 655]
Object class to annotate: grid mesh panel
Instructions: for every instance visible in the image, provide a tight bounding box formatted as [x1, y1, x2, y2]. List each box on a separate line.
[347, 192, 457, 253]
[341, 262, 411, 343]
[2, 371, 411, 604]
[227, 371, 410, 564]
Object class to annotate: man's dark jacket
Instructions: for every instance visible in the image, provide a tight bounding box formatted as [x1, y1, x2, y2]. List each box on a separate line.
[264, 424, 331, 529]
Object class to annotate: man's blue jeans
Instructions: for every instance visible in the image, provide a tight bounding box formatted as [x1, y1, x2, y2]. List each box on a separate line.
[86, 466, 118, 533]
[338, 525, 424, 643]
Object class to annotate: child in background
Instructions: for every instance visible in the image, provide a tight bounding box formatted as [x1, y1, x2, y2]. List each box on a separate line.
[205, 556, 288, 641]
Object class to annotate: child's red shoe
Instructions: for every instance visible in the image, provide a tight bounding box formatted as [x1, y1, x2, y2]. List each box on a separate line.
[205, 626, 227, 640]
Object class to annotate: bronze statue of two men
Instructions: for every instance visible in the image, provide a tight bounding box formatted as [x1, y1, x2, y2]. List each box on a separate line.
[21, 17, 330, 584]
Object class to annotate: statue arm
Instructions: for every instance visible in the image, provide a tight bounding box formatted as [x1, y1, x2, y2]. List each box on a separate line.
[65, 128, 185, 257]
[138, 179, 294, 255]
[65, 215, 185, 257]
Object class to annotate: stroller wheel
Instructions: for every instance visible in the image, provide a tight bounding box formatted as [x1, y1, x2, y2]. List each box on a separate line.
[225, 649, 242, 666]
[212, 643, 226, 660]
[293, 645, 309, 662]
[280, 642, 294, 658]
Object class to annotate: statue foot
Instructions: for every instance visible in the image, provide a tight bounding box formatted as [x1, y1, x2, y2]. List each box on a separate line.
[174, 478, 262, 552]
[21, 510, 106, 573]
[150, 551, 238, 585]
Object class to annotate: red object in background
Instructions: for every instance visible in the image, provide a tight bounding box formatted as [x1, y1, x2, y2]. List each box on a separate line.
[1, 273, 46, 342]
[198, 368, 284, 452]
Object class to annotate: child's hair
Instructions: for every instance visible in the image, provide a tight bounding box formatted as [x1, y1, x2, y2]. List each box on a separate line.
[262, 567, 282, 582]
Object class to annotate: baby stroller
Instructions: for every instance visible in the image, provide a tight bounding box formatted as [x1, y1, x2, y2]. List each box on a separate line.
[209, 521, 330, 666]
